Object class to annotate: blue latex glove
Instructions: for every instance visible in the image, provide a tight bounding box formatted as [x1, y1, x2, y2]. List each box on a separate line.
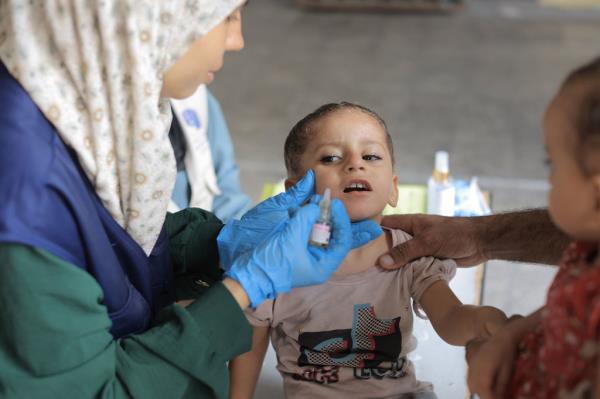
[224, 198, 376, 307]
[218, 170, 382, 271]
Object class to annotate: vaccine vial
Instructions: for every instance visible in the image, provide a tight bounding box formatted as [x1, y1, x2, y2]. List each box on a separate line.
[309, 188, 332, 247]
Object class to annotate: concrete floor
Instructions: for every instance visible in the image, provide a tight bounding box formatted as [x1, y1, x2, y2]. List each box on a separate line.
[211, 0, 600, 397]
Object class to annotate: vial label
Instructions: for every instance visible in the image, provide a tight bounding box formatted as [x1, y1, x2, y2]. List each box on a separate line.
[309, 223, 331, 246]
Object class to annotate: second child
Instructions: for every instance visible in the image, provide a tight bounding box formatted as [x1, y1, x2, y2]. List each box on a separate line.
[466, 57, 600, 399]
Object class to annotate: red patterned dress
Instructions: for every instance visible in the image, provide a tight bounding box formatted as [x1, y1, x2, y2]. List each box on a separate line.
[508, 241, 600, 398]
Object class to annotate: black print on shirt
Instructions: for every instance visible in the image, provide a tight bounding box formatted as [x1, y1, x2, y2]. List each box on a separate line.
[292, 365, 340, 384]
[353, 357, 408, 380]
[296, 303, 404, 382]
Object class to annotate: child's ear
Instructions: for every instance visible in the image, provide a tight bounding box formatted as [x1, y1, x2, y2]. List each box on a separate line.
[387, 175, 399, 207]
[284, 178, 298, 191]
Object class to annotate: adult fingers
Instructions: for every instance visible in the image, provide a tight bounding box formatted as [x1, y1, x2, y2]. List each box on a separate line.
[286, 202, 320, 242]
[350, 220, 382, 249]
[325, 199, 352, 250]
[305, 199, 351, 279]
[279, 169, 315, 208]
[245, 170, 315, 221]
[380, 214, 417, 233]
[377, 237, 429, 269]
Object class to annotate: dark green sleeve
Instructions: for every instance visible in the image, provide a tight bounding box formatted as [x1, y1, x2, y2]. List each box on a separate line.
[165, 209, 226, 300]
[0, 243, 252, 399]
[165, 208, 224, 276]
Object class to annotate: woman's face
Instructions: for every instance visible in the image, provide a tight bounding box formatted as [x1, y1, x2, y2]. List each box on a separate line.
[161, 8, 245, 99]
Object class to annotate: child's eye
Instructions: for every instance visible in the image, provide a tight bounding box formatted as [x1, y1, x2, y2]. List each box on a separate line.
[363, 154, 382, 161]
[320, 155, 341, 163]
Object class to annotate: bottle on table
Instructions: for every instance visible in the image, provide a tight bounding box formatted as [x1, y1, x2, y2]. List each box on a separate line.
[427, 150, 455, 216]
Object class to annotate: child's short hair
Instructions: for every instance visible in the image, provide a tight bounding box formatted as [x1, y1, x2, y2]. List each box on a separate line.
[562, 56, 600, 146]
[284, 102, 395, 177]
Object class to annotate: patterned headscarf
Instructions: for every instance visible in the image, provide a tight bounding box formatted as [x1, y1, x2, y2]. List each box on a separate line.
[0, 0, 244, 254]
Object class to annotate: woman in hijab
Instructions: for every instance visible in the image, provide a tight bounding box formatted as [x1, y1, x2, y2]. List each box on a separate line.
[0, 1, 380, 397]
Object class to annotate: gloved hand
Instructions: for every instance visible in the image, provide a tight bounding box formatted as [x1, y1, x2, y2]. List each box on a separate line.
[224, 198, 378, 307]
[218, 170, 382, 271]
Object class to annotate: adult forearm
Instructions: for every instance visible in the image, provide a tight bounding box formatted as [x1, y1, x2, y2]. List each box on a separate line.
[477, 209, 569, 265]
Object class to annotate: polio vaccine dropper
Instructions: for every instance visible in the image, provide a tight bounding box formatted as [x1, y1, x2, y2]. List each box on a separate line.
[309, 188, 332, 247]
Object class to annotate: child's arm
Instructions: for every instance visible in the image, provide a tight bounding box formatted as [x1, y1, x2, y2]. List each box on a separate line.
[466, 309, 543, 399]
[229, 325, 270, 399]
[419, 281, 508, 346]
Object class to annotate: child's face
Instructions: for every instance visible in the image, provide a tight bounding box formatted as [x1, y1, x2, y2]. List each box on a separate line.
[288, 109, 398, 223]
[545, 86, 600, 239]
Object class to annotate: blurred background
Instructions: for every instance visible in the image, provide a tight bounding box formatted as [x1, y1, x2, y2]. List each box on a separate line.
[210, 0, 600, 396]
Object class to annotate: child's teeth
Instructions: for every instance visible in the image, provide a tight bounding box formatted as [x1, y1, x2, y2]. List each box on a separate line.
[347, 183, 366, 190]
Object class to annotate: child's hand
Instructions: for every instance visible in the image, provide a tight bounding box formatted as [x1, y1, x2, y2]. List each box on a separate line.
[466, 317, 521, 399]
[475, 306, 508, 338]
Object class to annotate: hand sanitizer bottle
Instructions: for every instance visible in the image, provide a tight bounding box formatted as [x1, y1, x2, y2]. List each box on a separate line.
[427, 151, 455, 216]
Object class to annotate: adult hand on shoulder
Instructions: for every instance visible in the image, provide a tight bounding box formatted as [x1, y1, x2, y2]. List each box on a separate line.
[377, 214, 488, 269]
[218, 170, 382, 270]
[224, 198, 380, 307]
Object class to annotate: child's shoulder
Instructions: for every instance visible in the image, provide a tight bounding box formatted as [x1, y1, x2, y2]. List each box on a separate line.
[385, 227, 413, 247]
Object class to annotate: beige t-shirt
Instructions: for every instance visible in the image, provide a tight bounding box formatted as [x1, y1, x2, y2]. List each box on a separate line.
[246, 228, 456, 399]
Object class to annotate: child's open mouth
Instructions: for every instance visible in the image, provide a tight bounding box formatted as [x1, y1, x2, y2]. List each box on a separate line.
[343, 180, 372, 193]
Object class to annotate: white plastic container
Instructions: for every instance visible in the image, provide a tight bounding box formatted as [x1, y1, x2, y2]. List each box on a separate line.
[427, 151, 455, 216]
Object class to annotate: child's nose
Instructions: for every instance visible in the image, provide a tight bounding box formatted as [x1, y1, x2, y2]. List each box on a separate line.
[345, 156, 366, 172]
